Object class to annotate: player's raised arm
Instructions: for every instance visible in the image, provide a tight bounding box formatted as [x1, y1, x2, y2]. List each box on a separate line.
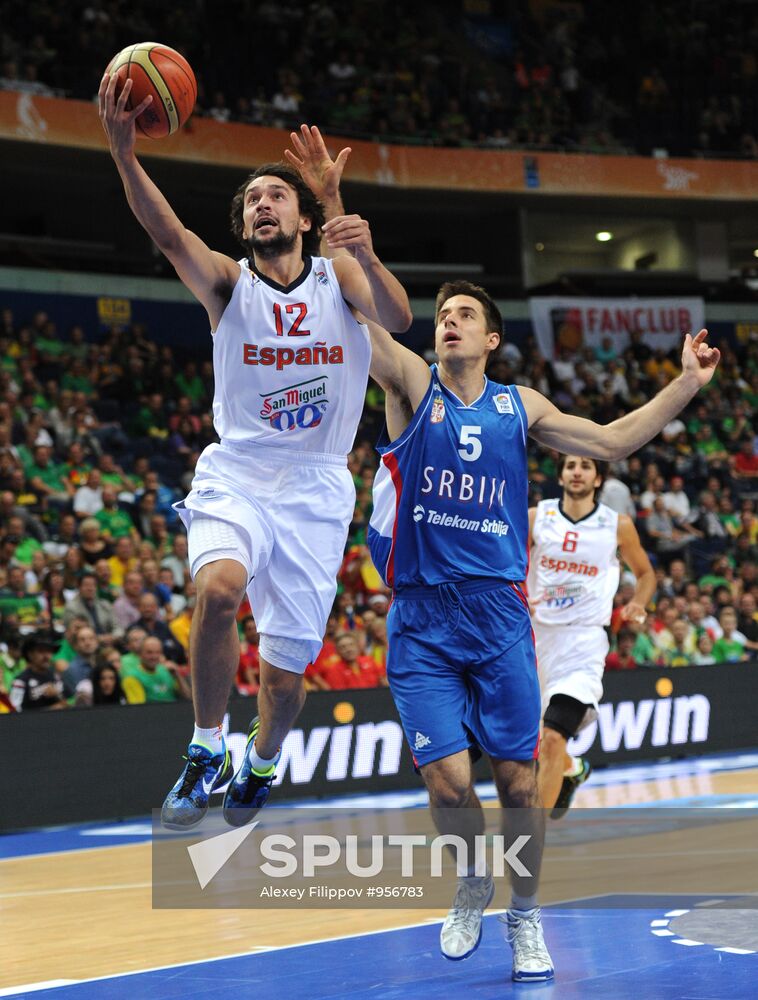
[616, 514, 656, 624]
[285, 124, 412, 333]
[98, 72, 237, 326]
[520, 330, 720, 460]
[361, 318, 431, 439]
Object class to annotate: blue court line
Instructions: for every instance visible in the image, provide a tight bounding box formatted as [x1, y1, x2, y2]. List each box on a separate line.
[3, 899, 755, 999]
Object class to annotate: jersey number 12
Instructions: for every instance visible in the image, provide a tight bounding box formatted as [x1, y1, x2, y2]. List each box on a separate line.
[273, 302, 310, 337]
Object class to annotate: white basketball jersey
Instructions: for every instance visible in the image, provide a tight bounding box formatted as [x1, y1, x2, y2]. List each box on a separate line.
[527, 499, 620, 627]
[211, 256, 371, 455]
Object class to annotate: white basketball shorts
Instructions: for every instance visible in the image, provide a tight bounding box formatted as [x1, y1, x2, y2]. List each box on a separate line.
[533, 622, 608, 731]
[174, 440, 355, 668]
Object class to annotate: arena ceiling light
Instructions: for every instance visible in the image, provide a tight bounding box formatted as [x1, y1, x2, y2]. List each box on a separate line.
[595, 231, 613, 242]
[753, 249, 758, 258]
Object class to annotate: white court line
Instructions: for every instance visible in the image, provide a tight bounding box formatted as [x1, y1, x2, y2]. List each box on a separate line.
[0, 917, 458, 997]
[0, 842, 151, 864]
[0, 890, 614, 997]
[0, 982, 77, 996]
[0, 882, 151, 900]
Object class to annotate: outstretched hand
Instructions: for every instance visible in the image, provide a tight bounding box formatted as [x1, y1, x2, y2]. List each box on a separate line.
[619, 601, 647, 625]
[322, 214, 376, 264]
[98, 72, 153, 159]
[681, 329, 720, 387]
[284, 124, 351, 202]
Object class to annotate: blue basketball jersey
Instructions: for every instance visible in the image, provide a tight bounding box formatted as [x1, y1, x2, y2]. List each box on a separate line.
[368, 365, 530, 589]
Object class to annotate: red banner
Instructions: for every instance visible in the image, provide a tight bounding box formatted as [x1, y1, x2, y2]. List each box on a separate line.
[2, 91, 758, 200]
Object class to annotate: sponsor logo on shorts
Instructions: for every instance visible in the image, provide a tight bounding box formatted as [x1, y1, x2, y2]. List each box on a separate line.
[539, 555, 599, 576]
[197, 489, 219, 499]
[259, 376, 330, 432]
[243, 342, 344, 371]
[430, 396, 445, 423]
[492, 392, 514, 415]
[414, 731, 431, 751]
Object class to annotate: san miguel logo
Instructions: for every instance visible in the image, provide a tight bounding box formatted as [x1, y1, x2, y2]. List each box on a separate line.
[259, 376, 329, 432]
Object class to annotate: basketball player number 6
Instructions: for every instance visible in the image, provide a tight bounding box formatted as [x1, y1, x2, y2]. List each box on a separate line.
[458, 425, 482, 462]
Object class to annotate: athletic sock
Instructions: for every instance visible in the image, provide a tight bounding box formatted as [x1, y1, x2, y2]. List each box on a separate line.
[564, 756, 584, 778]
[511, 892, 539, 912]
[247, 740, 280, 775]
[192, 724, 225, 756]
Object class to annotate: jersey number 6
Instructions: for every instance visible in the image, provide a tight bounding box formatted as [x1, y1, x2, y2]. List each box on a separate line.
[458, 425, 482, 462]
[562, 531, 579, 553]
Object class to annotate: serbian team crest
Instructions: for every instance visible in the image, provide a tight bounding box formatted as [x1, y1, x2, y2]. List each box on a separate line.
[430, 395, 445, 423]
[493, 392, 514, 415]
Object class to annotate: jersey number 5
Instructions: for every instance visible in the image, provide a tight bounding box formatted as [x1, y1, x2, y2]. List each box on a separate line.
[562, 531, 579, 553]
[273, 302, 310, 337]
[458, 425, 482, 462]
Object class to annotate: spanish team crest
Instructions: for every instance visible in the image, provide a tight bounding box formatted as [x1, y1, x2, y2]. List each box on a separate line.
[430, 395, 445, 423]
[493, 392, 514, 415]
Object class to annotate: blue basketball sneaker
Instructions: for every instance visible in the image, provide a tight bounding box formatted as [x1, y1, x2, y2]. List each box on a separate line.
[223, 717, 279, 827]
[161, 743, 233, 830]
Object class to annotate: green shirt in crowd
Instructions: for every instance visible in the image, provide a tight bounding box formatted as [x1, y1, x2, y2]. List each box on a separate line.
[632, 631, 658, 666]
[27, 461, 69, 492]
[712, 637, 746, 663]
[13, 536, 42, 567]
[121, 662, 178, 703]
[0, 591, 45, 628]
[96, 507, 135, 539]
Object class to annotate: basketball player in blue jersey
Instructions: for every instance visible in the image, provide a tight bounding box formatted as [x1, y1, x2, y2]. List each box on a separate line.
[99, 85, 412, 830]
[528, 455, 655, 819]
[288, 136, 719, 983]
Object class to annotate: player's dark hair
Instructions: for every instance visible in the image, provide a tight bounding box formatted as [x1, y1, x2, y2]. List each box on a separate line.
[435, 280, 503, 353]
[230, 164, 325, 258]
[557, 454, 607, 498]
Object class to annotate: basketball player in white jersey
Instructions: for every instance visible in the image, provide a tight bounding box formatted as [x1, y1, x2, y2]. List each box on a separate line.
[290, 132, 720, 983]
[527, 455, 656, 818]
[99, 82, 412, 828]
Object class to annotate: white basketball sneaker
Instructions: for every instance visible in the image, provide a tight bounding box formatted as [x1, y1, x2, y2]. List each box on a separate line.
[440, 872, 494, 960]
[501, 907, 554, 982]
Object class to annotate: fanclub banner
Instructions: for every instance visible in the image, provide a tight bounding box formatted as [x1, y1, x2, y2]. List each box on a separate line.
[529, 296, 706, 360]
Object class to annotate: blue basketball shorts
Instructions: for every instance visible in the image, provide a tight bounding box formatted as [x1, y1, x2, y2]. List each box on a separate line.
[386, 578, 541, 767]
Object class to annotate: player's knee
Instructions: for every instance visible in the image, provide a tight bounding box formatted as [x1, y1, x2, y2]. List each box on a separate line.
[427, 778, 473, 810]
[259, 661, 306, 706]
[505, 781, 540, 809]
[195, 570, 245, 621]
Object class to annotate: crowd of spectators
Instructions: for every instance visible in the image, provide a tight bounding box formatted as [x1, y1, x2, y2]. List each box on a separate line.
[1, 0, 757, 158]
[0, 303, 394, 714]
[0, 297, 756, 714]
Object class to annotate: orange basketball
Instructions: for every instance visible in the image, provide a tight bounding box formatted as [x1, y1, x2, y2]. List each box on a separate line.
[106, 42, 196, 139]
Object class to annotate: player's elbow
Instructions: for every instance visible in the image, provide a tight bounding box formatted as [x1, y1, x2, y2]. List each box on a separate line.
[392, 305, 413, 333]
[602, 428, 630, 461]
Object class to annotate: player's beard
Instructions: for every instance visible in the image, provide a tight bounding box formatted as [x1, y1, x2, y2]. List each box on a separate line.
[565, 482, 595, 501]
[246, 224, 299, 261]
